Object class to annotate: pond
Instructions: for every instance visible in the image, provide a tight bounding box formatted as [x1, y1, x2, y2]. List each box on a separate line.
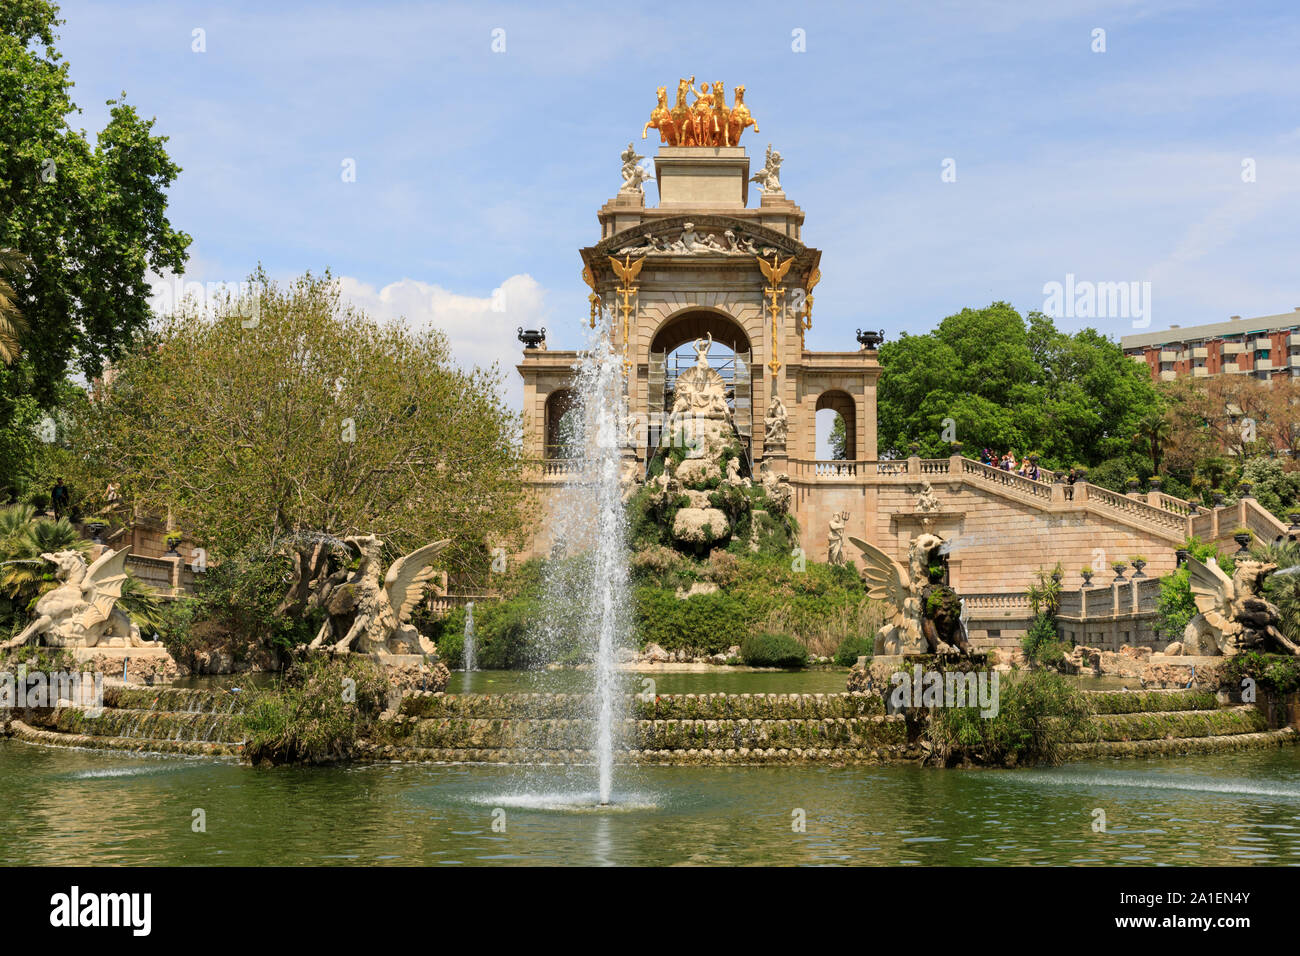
[2, 741, 1296, 865]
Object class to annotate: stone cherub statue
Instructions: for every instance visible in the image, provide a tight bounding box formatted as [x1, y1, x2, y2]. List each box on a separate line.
[619, 142, 651, 192]
[850, 533, 972, 656]
[764, 394, 788, 446]
[1174, 556, 1300, 656]
[305, 534, 449, 656]
[2, 549, 151, 649]
[828, 511, 849, 566]
[749, 143, 783, 194]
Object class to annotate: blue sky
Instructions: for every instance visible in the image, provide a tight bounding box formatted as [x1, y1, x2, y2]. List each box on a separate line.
[53, 0, 1300, 404]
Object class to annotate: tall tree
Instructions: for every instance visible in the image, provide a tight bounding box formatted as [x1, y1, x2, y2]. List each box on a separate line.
[876, 302, 1161, 468]
[75, 270, 530, 582]
[0, 1, 189, 481]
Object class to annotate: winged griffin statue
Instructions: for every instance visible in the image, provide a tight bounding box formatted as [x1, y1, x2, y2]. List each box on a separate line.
[1180, 555, 1300, 656]
[304, 534, 449, 656]
[2, 549, 151, 649]
[849, 533, 972, 656]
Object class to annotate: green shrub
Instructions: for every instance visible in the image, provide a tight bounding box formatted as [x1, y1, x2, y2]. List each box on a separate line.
[834, 633, 874, 667]
[1222, 652, 1300, 696]
[924, 669, 1094, 766]
[1020, 612, 1059, 663]
[239, 655, 388, 765]
[740, 632, 809, 669]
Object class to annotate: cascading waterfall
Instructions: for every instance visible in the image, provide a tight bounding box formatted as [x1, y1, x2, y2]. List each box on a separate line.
[533, 316, 631, 806]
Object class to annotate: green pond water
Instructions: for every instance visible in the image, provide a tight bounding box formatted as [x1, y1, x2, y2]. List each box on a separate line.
[2, 740, 1297, 865]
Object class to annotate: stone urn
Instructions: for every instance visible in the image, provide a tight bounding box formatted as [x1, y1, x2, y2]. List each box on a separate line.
[1238, 482, 1253, 499]
[1112, 563, 1127, 582]
[856, 328, 884, 350]
[1288, 513, 1300, 531]
[1234, 532, 1252, 553]
[1175, 548, 1190, 567]
[1149, 476, 1162, 491]
[516, 327, 547, 349]
[86, 521, 106, 544]
[1081, 569, 1093, 586]
[1212, 490, 1226, 507]
[1131, 558, 1146, 578]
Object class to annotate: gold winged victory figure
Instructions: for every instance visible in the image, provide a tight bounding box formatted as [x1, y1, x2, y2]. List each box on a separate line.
[3, 548, 149, 649]
[306, 534, 449, 656]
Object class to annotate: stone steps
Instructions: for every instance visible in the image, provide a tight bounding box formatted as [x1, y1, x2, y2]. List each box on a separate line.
[9, 719, 243, 757]
[48, 707, 245, 744]
[379, 714, 907, 751]
[1082, 704, 1267, 743]
[354, 743, 913, 765]
[1067, 726, 1297, 758]
[398, 691, 885, 721]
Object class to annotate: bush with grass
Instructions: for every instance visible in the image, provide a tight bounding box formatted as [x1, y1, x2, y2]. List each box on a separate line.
[239, 655, 388, 765]
[740, 632, 809, 669]
[834, 633, 874, 666]
[924, 669, 1094, 766]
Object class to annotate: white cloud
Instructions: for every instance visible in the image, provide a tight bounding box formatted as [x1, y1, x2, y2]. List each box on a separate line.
[338, 273, 551, 407]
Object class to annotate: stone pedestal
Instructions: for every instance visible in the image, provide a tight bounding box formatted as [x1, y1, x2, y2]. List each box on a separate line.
[654, 147, 750, 208]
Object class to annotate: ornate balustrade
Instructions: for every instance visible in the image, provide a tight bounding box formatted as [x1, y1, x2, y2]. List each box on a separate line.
[959, 458, 1053, 501]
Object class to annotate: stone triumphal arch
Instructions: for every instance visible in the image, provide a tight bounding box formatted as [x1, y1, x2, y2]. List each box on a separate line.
[514, 83, 1261, 653]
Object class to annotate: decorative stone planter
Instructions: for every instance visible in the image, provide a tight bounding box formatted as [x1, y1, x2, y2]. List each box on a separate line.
[86, 521, 106, 544]
[1112, 565, 1127, 582]
[1212, 491, 1226, 507]
[1149, 477, 1162, 491]
[1175, 548, 1190, 567]
[516, 327, 547, 349]
[1081, 571, 1093, 586]
[1238, 483, 1253, 499]
[1131, 559, 1147, 578]
[1289, 513, 1300, 531]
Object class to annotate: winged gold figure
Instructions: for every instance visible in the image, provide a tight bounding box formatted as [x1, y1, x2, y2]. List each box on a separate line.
[307, 534, 450, 656]
[609, 254, 645, 285]
[756, 253, 794, 286]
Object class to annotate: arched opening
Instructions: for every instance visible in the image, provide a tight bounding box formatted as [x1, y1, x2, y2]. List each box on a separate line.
[648, 310, 752, 455]
[815, 390, 856, 460]
[544, 388, 579, 458]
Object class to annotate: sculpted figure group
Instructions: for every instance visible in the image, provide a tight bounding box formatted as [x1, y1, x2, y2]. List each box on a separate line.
[643, 78, 759, 147]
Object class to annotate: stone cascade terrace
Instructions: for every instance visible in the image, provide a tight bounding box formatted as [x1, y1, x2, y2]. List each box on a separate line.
[4, 686, 249, 757]
[6, 684, 1295, 764]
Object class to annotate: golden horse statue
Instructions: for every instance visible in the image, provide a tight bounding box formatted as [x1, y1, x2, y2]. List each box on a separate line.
[711, 81, 732, 146]
[728, 85, 758, 146]
[643, 85, 678, 145]
[671, 77, 695, 145]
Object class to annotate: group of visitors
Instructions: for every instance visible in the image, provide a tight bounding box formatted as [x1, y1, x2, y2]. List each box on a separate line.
[979, 448, 1040, 481]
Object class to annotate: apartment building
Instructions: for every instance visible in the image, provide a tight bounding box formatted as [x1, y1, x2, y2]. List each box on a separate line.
[1122, 308, 1300, 383]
